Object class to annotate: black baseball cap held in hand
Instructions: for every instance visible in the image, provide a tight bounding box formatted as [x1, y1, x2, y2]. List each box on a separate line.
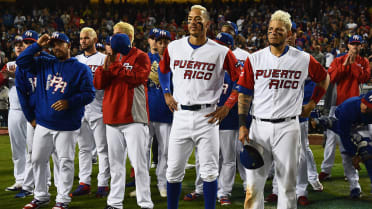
[240, 140, 264, 169]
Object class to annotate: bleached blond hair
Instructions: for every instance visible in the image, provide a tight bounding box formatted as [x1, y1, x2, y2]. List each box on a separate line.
[270, 10, 292, 32]
[190, 5, 210, 20]
[80, 27, 97, 39]
[113, 21, 134, 44]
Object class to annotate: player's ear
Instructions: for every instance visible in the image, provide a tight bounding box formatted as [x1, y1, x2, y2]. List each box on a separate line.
[67, 43, 71, 49]
[287, 30, 292, 39]
[94, 37, 98, 44]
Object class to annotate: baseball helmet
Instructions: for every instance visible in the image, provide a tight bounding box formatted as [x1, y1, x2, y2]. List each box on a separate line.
[215, 32, 234, 48]
[111, 33, 131, 55]
[240, 140, 264, 169]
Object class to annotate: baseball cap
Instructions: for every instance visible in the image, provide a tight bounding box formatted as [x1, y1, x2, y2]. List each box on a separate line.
[111, 33, 131, 55]
[148, 28, 160, 39]
[155, 30, 171, 41]
[50, 32, 70, 44]
[291, 21, 296, 31]
[96, 43, 104, 50]
[348, 35, 363, 44]
[215, 32, 234, 48]
[240, 140, 264, 169]
[222, 21, 238, 35]
[22, 30, 38, 42]
[13, 35, 23, 44]
[105, 36, 112, 45]
[361, 91, 372, 109]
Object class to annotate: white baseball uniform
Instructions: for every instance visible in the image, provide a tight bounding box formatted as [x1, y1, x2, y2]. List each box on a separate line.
[237, 46, 328, 209]
[6, 61, 28, 185]
[75, 52, 110, 187]
[160, 37, 240, 184]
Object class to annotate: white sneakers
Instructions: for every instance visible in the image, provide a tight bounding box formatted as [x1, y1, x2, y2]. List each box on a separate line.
[5, 183, 22, 191]
[310, 179, 324, 192]
[159, 189, 167, 198]
[129, 190, 136, 197]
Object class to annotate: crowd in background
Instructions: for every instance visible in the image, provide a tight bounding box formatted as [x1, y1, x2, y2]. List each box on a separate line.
[0, 0, 371, 125]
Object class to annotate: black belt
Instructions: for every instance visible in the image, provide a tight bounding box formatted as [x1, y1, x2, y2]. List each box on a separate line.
[253, 116, 296, 123]
[180, 104, 212, 111]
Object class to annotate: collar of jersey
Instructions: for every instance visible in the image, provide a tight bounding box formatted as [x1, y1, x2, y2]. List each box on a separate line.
[269, 45, 289, 57]
[188, 37, 208, 49]
[83, 51, 98, 58]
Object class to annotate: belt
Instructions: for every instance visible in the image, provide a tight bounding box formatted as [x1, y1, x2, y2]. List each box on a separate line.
[253, 116, 297, 123]
[180, 104, 212, 111]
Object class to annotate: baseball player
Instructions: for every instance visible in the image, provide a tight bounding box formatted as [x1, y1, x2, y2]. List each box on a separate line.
[70, 27, 110, 198]
[237, 10, 329, 209]
[314, 91, 372, 196]
[319, 35, 370, 197]
[104, 36, 112, 55]
[14, 30, 60, 198]
[183, 32, 241, 206]
[220, 20, 250, 192]
[93, 22, 153, 209]
[159, 5, 241, 209]
[96, 43, 105, 53]
[265, 22, 324, 206]
[17, 32, 95, 209]
[147, 29, 173, 198]
[3, 35, 27, 192]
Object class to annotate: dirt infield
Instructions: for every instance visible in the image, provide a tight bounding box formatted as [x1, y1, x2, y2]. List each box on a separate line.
[0, 128, 8, 135]
[309, 134, 324, 145]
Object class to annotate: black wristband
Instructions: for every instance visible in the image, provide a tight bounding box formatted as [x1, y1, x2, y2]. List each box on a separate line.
[239, 114, 247, 127]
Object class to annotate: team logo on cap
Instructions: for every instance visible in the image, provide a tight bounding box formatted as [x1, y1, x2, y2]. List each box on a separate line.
[52, 32, 59, 39]
[216, 33, 222, 39]
[25, 31, 33, 38]
[369, 95, 372, 102]
[353, 35, 360, 40]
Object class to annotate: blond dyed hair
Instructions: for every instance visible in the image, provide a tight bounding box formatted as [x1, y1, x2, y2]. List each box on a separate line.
[270, 10, 292, 32]
[80, 27, 97, 39]
[190, 5, 210, 20]
[113, 22, 134, 44]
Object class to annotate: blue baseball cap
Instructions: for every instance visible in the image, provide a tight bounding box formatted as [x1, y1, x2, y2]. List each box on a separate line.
[149, 28, 160, 39]
[13, 35, 23, 43]
[50, 32, 70, 44]
[155, 30, 171, 41]
[349, 35, 363, 44]
[291, 21, 297, 31]
[105, 36, 112, 45]
[22, 30, 38, 42]
[111, 33, 131, 55]
[362, 91, 372, 109]
[215, 32, 234, 48]
[240, 141, 264, 169]
[96, 43, 104, 50]
[223, 21, 238, 35]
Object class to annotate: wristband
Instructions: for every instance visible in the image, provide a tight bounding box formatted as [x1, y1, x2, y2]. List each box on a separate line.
[239, 114, 247, 127]
[224, 91, 238, 109]
[310, 85, 326, 104]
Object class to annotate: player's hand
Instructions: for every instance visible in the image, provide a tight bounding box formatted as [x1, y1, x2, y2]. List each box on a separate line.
[205, 105, 230, 124]
[300, 101, 316, 118]
[31, 120, 36, 128]
[349, 52, 356, 64]
[103, 53, 117, 71]
[51, 100, 69, 111]
[37, 34, 50, 48]
[352, 155, 362, 170]
[239, 125, 250, 144]
[164, 93, 178, 112]
[6, 64, 16, 78]
[343, 54, 350, 66]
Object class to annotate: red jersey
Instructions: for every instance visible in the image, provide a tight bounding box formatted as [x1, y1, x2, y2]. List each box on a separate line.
[328, 54, 370, 105]
[94, 47, 151, 125]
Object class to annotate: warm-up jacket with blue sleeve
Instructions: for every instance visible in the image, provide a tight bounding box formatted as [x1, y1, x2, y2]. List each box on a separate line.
[16, 51, 55, 123]
[16, 43, 95, 131]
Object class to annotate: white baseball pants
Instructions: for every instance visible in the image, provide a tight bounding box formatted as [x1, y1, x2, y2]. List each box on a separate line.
[32, 125, 76, 204]
[8, 109, 27, 184]
[149, 121, 171, 191]
[76, 117, 109, 186]
[106, 123, 153, 209]
[166, 106, 219, 183]
[217, 129, 237, 198]
[245, 118, 300, 209]
[236, 139, 248, 190]
[321, 106, 360, 190]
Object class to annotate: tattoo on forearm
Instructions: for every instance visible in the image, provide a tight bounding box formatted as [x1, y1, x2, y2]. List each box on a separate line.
[238, 93, 252, 115]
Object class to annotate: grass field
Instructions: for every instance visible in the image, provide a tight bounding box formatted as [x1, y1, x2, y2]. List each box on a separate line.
[1, 135, 372, 209]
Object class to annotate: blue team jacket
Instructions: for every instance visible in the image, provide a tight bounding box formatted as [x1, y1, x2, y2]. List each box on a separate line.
[16, 51, 55, 123]
[334, 96, 372, 156]
[16, 43, 95, 131]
